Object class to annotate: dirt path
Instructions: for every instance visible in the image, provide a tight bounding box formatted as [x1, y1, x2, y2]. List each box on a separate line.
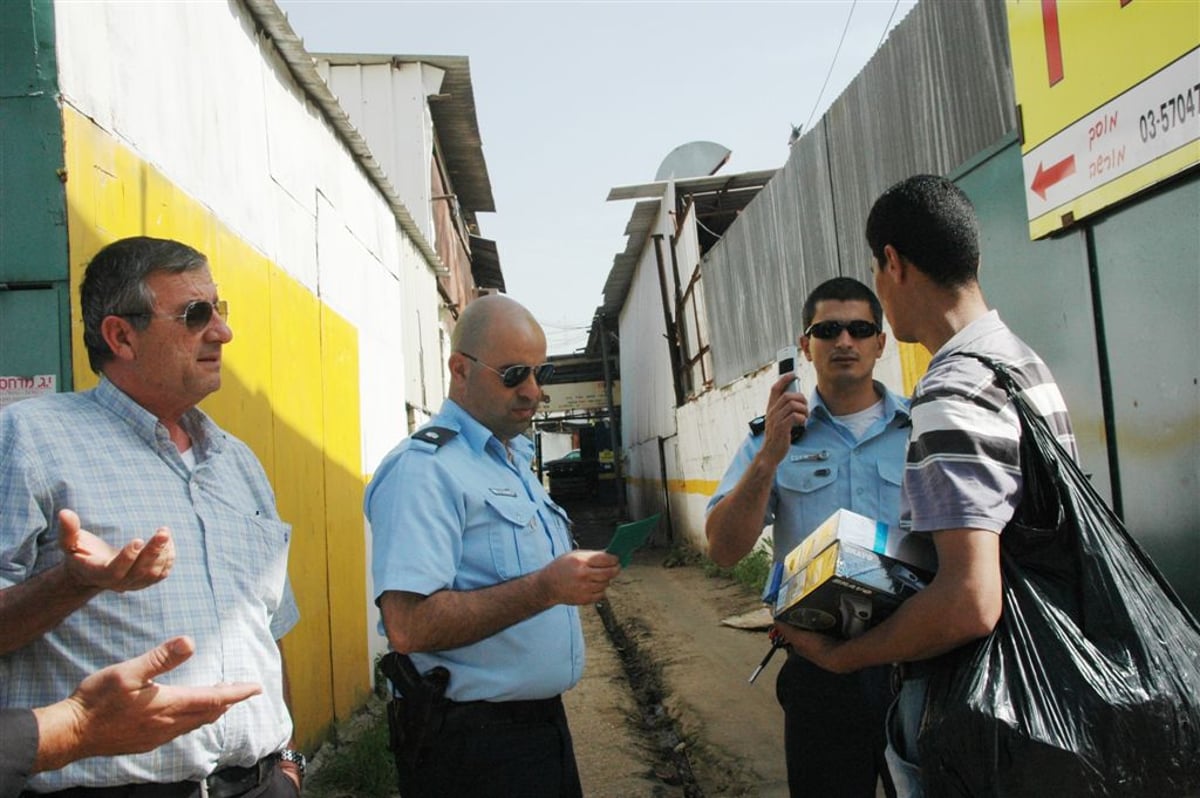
[564, 501, 790, 797]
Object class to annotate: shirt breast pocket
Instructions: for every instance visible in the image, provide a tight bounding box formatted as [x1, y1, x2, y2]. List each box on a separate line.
[542, 498, 575, 550]
[777, 462, 840, 496]
[775, 463, 841, 538]
[483, 494, 538, 581]
[229, 513, 291, 611]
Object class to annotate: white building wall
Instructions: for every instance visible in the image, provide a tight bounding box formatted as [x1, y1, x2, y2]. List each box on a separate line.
[320, 61, 443, 247]
[619, 203, 681, 519]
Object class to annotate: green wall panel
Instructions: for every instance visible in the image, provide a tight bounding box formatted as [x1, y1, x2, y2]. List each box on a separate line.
[1090, 174, 1200, 613]
[1, 0, 70, 391]
[0, 97, 69, 282]
[1, 0, 67, 283]
[0, 286, 65, 385]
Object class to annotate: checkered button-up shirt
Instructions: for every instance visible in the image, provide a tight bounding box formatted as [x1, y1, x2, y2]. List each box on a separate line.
[0, 378, 299, 790]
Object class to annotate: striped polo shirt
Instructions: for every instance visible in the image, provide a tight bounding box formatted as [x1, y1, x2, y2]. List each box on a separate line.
[904, 310, 1077, 535]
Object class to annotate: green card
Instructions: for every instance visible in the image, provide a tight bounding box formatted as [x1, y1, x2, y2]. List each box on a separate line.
[605, 514, 661, 567]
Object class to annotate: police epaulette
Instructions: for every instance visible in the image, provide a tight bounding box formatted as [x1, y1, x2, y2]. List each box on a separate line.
[748, 415, 806, 442]
[412, 426, 457, 447]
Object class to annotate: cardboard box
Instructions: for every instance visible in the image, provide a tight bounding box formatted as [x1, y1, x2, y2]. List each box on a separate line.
[782, 509, 935, 576]
[773, 509, 936, 638]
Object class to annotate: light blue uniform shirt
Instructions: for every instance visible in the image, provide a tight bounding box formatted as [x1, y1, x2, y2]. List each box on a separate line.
[366, 399, 583, 702]
[707, 382, 910, 563]
[0, 378, 298, 791]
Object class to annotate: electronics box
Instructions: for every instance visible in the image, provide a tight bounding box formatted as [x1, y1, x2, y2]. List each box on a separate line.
[781, 509, 936, 577]
[773, 509, 936, 639]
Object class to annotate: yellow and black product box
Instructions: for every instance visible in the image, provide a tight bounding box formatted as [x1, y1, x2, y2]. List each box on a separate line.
[771, 509, 936, 638]
[773, 540, 934, 638]
[781, 509, 935, 577]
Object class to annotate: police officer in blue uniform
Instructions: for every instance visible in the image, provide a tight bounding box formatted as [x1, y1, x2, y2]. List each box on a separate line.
[366, 294, 622, 798]
[706, 277, 908, 798]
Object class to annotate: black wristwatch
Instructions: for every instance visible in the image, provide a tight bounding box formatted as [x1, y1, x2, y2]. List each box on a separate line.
[277, 749, 306, 778]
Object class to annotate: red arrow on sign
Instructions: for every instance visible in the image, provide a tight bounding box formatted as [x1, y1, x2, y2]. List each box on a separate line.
[1042, 0, 1064, 86]
[1031, 155, 1076, 199]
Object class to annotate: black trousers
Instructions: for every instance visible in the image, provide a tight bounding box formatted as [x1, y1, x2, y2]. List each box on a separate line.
[776, 655, 897, 798]
[394, 695, 582, 798]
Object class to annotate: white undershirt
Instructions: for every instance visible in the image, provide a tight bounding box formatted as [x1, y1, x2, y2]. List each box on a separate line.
[834, 398, 885, 441]
[179, 446, 196, 471]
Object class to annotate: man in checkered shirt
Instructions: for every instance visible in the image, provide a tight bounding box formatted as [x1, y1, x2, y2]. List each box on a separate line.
[0, 237, 305, 797]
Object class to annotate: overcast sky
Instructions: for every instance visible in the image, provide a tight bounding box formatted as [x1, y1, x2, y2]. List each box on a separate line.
[277, 0, 917, 354]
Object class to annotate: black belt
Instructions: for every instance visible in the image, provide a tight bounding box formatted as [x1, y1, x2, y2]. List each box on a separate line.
[23, 755, 277, 798]
[891, 660, 936, 694]
[439, 695, 563, 735]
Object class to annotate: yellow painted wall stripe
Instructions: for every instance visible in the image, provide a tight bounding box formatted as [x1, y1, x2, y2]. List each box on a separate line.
[61, 106, 369, 748]
[897, 340, 931, 396]
[625, 475, 721, 497]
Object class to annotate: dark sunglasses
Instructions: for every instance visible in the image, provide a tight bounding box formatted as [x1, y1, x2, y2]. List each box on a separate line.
[804, 319, 880, 340]
[461, 352, 555, 388]
[118, 299, 228, 332]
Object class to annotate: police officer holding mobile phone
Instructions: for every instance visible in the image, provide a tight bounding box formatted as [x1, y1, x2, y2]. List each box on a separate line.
[706, 277, 909, 798]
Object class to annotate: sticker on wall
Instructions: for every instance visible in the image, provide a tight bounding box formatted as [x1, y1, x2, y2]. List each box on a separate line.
[0, 375, 56, 409]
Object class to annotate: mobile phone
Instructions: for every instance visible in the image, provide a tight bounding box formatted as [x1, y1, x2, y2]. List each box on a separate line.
[775, 345, 806, 442]
[776, 345, 800, 394]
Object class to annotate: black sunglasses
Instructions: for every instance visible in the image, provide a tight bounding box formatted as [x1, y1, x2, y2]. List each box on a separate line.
[461, 352, 555, 388]
[804, 319, 880, 340]
[118, 299, 228, 332]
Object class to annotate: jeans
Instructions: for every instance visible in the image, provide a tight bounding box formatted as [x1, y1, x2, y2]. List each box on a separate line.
[884, 676, 928, 798]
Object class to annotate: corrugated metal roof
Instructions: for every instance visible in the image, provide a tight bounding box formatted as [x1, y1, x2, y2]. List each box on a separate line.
[241, 0, 445, 274]
[600, 200, 660, 320]
[315, 53, 496, 215]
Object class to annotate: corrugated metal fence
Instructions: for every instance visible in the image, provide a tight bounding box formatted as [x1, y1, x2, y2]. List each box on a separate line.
[703, 0, 1015, 387]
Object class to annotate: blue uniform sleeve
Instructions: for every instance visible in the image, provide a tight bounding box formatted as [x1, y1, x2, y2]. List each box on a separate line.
[366, 444, 466, 602]
[706, 434, 776, 526]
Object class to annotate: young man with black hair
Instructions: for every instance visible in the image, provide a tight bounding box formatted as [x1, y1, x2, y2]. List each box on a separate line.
[773, 175, 1077, 796]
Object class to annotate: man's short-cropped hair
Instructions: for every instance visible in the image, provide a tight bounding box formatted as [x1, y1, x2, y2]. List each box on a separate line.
[801, 277, 884, 331]
[865, 174, 980, 289]
[80, 236, 208, 373]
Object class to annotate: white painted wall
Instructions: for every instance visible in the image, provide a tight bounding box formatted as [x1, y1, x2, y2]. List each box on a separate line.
[619, 207, 678, 442]
[320, 60, 443, 247]
[540, 432, 576, 463]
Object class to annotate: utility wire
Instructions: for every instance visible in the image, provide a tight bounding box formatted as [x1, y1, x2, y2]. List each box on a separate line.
[876, 0, 902, 51]
[803, 0, 858, 133]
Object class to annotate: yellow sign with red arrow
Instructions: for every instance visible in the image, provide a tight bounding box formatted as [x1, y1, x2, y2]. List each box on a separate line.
[1006, 0, 1199, 238]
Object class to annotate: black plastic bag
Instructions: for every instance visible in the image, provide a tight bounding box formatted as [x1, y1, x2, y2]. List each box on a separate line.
[917, 355, 1200, 797]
